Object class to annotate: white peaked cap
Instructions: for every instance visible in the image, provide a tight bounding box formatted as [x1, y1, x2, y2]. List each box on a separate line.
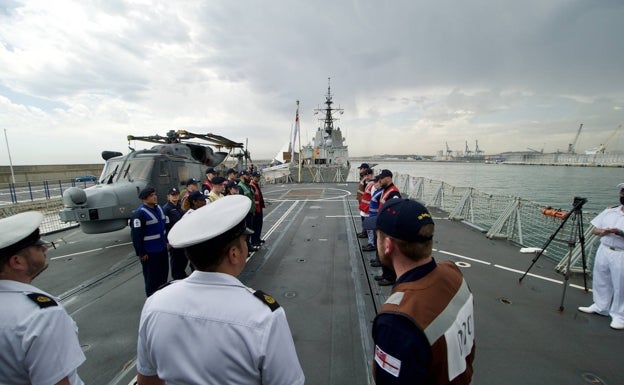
[168, 195, 252, 248]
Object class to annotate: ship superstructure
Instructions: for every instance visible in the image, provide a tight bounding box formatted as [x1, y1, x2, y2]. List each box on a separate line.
[263, 78, 350, 183]
[294, 79, 350, 182]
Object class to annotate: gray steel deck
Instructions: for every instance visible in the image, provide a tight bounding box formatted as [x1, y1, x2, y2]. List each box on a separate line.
[35, 182, 620, 385]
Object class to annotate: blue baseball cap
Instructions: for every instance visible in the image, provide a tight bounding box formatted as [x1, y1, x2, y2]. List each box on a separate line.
[187, 191, 206, 201]
[363, 199, 434, 242]
[138, 186, 156, 199]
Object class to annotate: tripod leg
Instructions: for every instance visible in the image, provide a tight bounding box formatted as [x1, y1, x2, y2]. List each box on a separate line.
[558, 213, 579, 312]
[578, 211, 589, 292]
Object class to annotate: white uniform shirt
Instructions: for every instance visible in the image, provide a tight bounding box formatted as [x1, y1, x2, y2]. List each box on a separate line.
[137, 271, 305, 385]
[591, 205, 624, 249]
[0, 280, 85, 385]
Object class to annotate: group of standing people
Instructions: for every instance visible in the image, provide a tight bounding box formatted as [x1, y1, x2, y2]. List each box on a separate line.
[356, 163, 401, 286]
[355, 162, 476, 383]
[130, 166, 265, 297]
[7, 159, 624, 384]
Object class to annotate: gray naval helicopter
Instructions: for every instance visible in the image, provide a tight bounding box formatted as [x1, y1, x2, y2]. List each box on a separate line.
[59, 130, 249, 234]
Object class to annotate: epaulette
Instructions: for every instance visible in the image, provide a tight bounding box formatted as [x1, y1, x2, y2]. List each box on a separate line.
[26, 293, 58, 308]
[252, 289, 280, 312]
[609, 205, 619, 209]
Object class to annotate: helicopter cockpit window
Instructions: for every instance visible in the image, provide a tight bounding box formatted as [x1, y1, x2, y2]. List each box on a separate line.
[118, 159, 154, 182]
[100, 158, 154, 183]
[100, 160, 123, 184]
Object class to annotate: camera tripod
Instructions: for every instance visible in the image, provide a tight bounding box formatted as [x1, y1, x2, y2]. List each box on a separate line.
[519, 196, 589, 312]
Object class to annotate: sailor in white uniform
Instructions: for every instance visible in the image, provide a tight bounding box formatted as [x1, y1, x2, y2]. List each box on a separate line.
[578, 183, 624, 330]
[136, 195, 305, 385]
[0, 212, 85, 385]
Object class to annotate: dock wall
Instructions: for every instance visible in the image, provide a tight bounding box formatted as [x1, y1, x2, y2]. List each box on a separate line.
[502, 152, 624, 167]
[0, 164, 104, 183]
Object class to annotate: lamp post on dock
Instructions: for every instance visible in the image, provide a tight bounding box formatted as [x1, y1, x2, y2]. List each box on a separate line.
[3, 128, 16, 184]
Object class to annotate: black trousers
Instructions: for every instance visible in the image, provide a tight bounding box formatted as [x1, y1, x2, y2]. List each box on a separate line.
[169, 247, 188, 280]
[251, 211, 263, 245]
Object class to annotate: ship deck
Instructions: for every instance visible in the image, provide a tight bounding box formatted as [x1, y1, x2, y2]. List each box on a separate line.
[38, 182, 620, 385]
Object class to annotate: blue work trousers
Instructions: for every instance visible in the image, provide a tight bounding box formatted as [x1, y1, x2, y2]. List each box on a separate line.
[141, 250, 169, 297]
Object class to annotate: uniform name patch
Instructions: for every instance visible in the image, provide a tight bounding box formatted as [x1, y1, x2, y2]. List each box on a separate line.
[375, 345, 401, 377]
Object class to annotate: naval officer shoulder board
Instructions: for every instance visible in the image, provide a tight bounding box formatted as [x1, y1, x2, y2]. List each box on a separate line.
[248, 287, 280, 311]
[26, 292, 58, 308]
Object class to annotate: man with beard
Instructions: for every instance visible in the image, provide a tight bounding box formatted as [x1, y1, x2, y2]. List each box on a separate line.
[0, 212, 86, 384]
[365, 199, 475, 384]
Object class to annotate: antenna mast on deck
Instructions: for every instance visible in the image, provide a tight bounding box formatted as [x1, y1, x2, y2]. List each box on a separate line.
[314, 77, 343, 136]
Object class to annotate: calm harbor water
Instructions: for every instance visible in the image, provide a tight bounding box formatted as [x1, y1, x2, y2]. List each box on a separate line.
[352, 161, 623, 215]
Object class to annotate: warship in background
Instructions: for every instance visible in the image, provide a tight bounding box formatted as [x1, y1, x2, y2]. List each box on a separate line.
[263, 78, 350, 183]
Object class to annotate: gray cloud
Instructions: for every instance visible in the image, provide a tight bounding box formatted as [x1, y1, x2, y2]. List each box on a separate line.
[0, 0, 623, 165]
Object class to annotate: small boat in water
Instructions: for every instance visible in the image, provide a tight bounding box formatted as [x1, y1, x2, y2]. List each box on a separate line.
[263, 78, 350, 183]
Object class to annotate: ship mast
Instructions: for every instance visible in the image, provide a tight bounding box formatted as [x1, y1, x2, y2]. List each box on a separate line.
[314, 77, 343, 135]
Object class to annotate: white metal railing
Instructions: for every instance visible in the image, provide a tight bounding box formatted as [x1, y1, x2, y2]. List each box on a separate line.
[395, 173, 599, 274]
[2, 174, 602, 274]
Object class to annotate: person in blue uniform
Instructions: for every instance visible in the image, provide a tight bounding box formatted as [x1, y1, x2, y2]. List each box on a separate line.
[162, 187, 187, 279]
[131, 186, 169, 297]
[364, 199, 475, 384]
[0, 211, 86, 384]
[136, 195, 305, 385]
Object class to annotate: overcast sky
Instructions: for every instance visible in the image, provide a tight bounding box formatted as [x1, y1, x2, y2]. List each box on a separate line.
[1, 0, 623, 165]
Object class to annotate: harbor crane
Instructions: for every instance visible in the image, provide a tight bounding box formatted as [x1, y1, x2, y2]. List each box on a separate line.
[596, 124, 622, 154]
[567, 123, 584, 154]
[465, 141, 472, 156]
[445, 142, 453, 159]
[475, 140, 484, 156]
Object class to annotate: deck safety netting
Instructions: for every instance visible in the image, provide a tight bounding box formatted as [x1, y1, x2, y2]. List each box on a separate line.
[395, 173, 600, 274]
